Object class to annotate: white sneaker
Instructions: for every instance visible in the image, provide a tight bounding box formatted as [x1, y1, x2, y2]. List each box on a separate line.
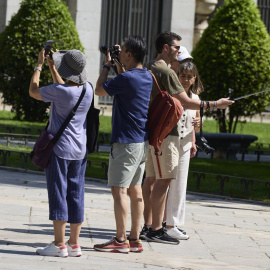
[36, 242, 68, 257]
[66, 241, 82, 257]
[167, 227, 190, 240]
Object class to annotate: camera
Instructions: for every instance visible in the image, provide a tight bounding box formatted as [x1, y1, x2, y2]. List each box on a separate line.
[44, 40, 53, 56]
[196, 136, 215, 155]
[99, 45, 120, 59]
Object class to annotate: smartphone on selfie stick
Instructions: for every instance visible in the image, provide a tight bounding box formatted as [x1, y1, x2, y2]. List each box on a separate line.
[44, 40, 53, 57]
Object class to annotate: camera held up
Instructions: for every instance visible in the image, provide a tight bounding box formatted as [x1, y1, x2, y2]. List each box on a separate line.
[100, 45, 120, 60]
[196, 136, 215, 155]
[44, 40, 53, 57]
[100, 45, 121, 74]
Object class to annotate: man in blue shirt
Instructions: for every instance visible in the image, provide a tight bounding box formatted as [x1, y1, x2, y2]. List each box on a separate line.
[94, 35, 152, 253]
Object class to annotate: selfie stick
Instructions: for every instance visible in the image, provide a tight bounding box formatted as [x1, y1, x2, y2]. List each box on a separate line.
[231, 89, 270, 101]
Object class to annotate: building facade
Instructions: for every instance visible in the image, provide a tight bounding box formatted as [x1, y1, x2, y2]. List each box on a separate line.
[0, 0, 266, 110]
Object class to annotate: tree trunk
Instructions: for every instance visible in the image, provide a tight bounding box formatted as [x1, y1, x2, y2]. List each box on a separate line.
[219, 109, 227, 133]
[232, 115, 239, 134]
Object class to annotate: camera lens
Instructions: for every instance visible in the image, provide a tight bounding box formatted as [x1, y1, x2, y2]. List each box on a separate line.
[99, 45, 109, 55]
[196, 136, 215, 155]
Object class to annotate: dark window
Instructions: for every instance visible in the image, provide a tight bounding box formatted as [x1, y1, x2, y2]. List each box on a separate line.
[99, 0, 162, 105]
[257, 0, 270, 34]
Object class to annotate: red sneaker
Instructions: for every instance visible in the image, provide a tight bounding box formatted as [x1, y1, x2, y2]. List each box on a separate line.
[94, 237, 130, 253]
[129, 239, 143, 252]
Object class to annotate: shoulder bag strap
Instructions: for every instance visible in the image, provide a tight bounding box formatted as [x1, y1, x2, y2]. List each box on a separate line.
[52, 83, 87, 143]
[200, 100, 204, 137]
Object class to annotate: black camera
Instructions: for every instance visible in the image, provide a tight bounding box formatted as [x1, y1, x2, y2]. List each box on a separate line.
[44, 40, 53, 57]
[99, 45, 120, 59]
[196, 136, 215, 155]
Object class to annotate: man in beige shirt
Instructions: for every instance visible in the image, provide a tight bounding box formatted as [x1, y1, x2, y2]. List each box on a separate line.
[142, 31, 234, 244]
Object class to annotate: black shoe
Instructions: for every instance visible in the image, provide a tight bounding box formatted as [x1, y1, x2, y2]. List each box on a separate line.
[139, 225, 150, 240]
[162, 221, 167, 231]
[145, 228, 180, 245]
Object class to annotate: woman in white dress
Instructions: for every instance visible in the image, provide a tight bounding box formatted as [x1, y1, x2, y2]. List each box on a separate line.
[165, 61, 203, 240]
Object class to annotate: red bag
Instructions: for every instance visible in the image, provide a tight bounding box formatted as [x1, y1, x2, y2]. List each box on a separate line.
[148, 72, 183, 178]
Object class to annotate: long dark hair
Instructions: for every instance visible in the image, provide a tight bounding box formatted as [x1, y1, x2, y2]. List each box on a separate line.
[178, 62, 204, 95]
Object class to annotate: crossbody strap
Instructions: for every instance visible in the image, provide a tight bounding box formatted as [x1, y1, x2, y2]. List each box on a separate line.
[52, 83, 87, 143]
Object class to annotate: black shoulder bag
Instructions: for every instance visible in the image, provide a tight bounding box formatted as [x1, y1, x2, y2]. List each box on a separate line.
[86, 82, 100, 153]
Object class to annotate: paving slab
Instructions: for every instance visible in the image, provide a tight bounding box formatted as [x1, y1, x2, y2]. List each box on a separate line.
[0, 169, 269, 270]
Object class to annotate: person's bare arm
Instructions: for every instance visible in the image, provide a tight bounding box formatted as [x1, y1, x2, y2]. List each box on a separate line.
[95, 48, 115, 96]
[190, 130, 197, 158]
[193, 110, 201, 133]
[95, 66, 110, 96]
[29, 49, 45, 100]
[174, 91, 234, 110]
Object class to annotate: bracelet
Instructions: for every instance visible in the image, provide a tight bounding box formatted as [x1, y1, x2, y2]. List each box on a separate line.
[34, 66, 42, 72]
[213, 100, 216, 109]
[103, 65, 110, 71]
[206, 101, 210, 110]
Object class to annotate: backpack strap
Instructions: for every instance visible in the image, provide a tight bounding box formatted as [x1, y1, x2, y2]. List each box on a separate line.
[87, 81, 95, 111]
[149, 71, 162, 93]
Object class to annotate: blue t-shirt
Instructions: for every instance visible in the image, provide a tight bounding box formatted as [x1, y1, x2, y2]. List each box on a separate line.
[40, 83, 92, 160]
[103, 68, 152, 143]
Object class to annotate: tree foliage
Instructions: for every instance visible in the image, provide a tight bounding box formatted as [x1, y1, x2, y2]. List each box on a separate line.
[0, 0, 83, 121]
[192, 0, 270, 133]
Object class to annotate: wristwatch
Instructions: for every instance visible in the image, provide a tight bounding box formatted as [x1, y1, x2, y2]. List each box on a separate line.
[34, 66, 42, 72]
[103, 65, 110, 71]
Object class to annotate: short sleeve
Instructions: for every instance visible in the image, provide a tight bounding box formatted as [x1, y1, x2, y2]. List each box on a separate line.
[163, 71, 185, 96]
[40, 84, 58, 103]
[103, 74, 128, 96]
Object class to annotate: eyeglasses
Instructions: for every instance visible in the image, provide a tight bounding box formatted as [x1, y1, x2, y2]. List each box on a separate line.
[169, 45, 180, 50]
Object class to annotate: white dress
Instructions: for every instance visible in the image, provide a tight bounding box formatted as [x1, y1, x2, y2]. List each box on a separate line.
[166, 93, 199, 226]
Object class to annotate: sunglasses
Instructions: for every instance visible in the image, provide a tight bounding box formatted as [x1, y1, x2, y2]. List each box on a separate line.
[169, 45, 180, 50]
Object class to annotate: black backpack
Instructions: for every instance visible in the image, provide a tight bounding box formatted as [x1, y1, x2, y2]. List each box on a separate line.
[86, 83, 100, 153]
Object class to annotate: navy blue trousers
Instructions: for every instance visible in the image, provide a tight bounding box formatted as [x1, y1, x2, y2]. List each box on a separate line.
[45, 152, 87, 223]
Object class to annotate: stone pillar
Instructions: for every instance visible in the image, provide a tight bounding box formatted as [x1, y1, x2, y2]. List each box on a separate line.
[170, 0, 196, 53]
[193, 0, 218, 47]
[75, 0, 102, 106]
[0, 0, 7, 33]
[0, 0, 22, 33]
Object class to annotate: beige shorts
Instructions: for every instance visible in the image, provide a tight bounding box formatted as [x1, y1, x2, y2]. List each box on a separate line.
[145, 135, 180, 180]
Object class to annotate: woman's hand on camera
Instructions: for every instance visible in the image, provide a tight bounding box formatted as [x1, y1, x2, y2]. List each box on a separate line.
[46, 50, 56, 70]
[38, 49, 45, 66]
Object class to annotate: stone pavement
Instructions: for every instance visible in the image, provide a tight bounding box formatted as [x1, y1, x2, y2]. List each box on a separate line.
[0, 169, 270, 270]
